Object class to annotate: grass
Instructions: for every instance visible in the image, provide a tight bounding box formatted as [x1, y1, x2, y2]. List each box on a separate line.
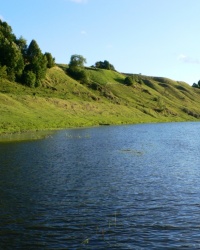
[1, 65, 200, 135]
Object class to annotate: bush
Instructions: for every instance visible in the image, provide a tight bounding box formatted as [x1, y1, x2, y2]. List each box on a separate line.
[78, 70, 89, 84]
[22, 71, 36, 87]
[94, 60, 115, 70]
[68, 68, 89, 84]
[0, 65, 7, 80]
[44, 52, 55, 68]
[124, 76, 134, 86]
[192, 83, 199, 88]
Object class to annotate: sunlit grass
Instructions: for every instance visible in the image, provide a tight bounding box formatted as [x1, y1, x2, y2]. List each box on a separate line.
[1, 65, 200, 135]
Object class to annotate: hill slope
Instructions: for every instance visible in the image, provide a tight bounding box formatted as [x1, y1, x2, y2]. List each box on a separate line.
[1, 66, 200, 134]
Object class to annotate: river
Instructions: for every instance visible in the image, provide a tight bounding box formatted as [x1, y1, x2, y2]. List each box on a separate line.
[0, 122, 200, 249]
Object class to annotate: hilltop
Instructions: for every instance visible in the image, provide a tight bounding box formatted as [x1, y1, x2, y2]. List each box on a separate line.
[1, 64, 200, 134]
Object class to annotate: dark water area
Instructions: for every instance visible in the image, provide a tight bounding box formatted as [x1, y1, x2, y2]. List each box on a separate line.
[1, 122, 200, 249]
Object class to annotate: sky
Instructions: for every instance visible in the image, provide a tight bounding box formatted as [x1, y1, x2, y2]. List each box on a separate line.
[1, 0, 200, 85]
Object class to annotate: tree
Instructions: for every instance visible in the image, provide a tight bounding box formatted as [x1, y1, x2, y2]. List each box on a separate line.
[94, 60, 115, 70]
[192, 83, 198, 88]
[15, 36, 27, 57]
[69, 54, 86, 68]
[0, 38, 24, 81]
[192, 80, 200, 89]
[0, 20, 16, 42]
[22, 71, 36, 88]
[103, 60, 111, 70]
[0, 21, 50, 86]
[0, 21, 24, 81]
[0, 65, 7, 83]
[44, 52, 55, 68]
[24, 39, 47, 87]
[67, 54, 89, 84]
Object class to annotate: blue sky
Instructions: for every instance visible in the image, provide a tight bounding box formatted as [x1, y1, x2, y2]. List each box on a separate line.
[1, 0, 200, 85]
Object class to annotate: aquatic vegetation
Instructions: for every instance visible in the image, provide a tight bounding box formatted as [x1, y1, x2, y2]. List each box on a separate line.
[81, 211, 120, 247]
[82, 238, 89, 245]
[0, 130, 54, 142]
[65, 132, 91, 139]
[120, 148, 144, 156]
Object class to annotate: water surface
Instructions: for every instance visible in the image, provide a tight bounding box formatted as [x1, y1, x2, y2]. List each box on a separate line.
[1, 122, 200, 249]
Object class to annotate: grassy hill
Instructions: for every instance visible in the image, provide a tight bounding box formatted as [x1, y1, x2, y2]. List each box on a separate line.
[1, 65, 200, 135]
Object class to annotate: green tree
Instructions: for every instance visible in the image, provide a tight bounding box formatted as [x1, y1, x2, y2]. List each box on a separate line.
[24, 39, 47, 86]
[22, 70, 36, 88]
[192, 83, 198, 88]
[0, 20, 16, 42]
[69, 54, 86, 68]
[0, 65, 7, 83]
[67, 54, 89, 84]
[0, 38, 24, 81]
[44, 52, 55, 68]
[15, 36, 27, 57]
[103, 60, 111, 70]
[0, 21, 24, 81]
[192, 80, 200, 89]
[94, 60, 115, 70]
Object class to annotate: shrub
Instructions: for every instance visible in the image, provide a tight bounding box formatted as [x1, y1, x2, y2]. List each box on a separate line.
[124, 76, 134, 86]
[22, 71, 36, 87]
[94, 60, 115, 70]
[0, 65, 7, 80]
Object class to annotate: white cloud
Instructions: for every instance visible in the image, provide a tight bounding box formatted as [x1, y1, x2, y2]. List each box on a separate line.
[178, 54, 200, 64]
[81, 30, 87, 35]
[70, 0, 88, 3]
[0, 15, 4, 21]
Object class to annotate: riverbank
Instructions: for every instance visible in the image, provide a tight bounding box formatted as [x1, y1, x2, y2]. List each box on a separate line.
[1, 66, 200, 137]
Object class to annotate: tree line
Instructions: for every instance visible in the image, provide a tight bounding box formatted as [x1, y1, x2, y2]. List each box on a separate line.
[0, 20, 117, 87]
[2, 21, 200, 90]
[0, 20, 55, 87]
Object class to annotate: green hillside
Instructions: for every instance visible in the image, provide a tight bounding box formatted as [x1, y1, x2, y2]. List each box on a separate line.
[1, 19, 200, 137]
[1, 65, 200, 135]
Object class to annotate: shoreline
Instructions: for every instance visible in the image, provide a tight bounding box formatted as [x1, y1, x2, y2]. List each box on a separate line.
[0, 119, 196, 143]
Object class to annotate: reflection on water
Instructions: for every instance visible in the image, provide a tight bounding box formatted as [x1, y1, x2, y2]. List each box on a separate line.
[1, 122, 200, 249]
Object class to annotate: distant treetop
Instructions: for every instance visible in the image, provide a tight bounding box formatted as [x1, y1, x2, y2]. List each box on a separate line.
[66, 54, 89, 84]
[94, 60, 115, 71]
[69, 54, 87, 68]
[192, 80, 200, 88]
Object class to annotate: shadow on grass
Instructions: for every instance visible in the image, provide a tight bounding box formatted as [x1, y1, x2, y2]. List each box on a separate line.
[114, 78, 125, 84]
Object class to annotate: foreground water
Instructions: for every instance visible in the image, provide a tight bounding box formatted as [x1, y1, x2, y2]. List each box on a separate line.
[0, 122, 200, 249]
